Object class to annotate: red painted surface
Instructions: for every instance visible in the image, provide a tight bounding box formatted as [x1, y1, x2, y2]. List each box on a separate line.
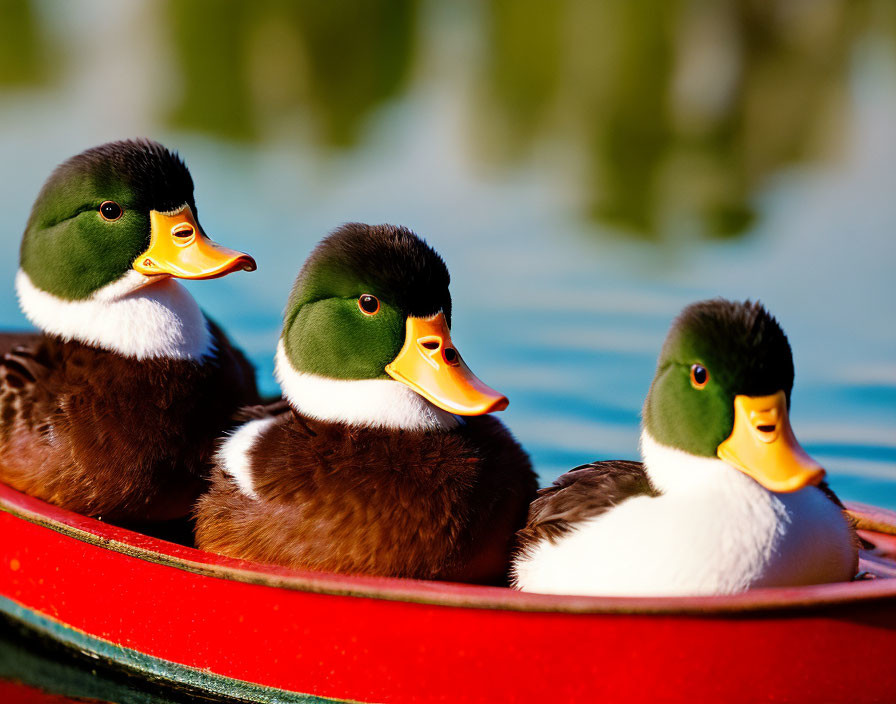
[0, 681, 79, 704]
[2, 482, 896, 704]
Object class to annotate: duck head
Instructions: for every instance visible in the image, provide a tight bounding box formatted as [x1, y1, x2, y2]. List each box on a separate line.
[19, 139, 255, 302]
[277, 223, 507, 429]
[643, 299, 824, 493]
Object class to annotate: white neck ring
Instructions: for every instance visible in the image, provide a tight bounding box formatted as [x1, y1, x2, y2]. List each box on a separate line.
[16, 269, 213, 361]
[274, 340, 459, 432]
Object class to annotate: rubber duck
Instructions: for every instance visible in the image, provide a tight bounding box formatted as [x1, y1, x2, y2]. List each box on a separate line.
[195, 223, 537, 583]
[512, 299, 857, 596]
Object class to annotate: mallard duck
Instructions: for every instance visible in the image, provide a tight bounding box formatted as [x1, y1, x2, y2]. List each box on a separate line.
[0, 139, 260, 523]
[195, 223, 537, 583]
[512, 299, 858, 596]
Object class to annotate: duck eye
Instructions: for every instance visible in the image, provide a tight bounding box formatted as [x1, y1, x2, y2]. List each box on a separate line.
[690, 364, 709, 389]
[358, 294, 380, 315]
[99, 201, 123, 221]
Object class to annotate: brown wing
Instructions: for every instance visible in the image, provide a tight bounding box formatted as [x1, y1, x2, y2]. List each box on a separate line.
[0, 332, 47, 409]
[0, 326, 262, 521]
[816, 478, 866, 551]
[516, 460, 658, 553]
[0, 332, 42, 356]
[0, 333, 57, 442]
[233, 399, 292, 423]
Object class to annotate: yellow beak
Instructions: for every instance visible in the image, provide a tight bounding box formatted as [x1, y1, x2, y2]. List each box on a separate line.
[133, 206, 256, 279]
[384, 313, 509, 416]
[716, 390, 825, 492]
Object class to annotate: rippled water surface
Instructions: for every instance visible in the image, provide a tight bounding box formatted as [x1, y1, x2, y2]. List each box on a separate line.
[0, 1, 894, 512]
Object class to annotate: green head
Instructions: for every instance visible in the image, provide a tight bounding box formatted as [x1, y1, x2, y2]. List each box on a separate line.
[282, 223, 452, 380]
[643, 299, 795, 457]
[281, 223, 507, 417]
[21, 139, 202, 300]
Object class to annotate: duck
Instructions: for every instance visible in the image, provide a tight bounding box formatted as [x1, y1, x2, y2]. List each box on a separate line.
[0, 139, 261, 523]
[194, 223, 537, 583]
[512, 298, 858, 596]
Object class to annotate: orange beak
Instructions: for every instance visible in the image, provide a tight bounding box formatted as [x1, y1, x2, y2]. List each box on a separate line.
[384, 313, 509, 415]
[717, 390, 825, 493]
[133, 205, 256, 279]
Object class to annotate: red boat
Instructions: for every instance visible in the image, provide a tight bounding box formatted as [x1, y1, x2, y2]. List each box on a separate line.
[2, 480, 896, 704]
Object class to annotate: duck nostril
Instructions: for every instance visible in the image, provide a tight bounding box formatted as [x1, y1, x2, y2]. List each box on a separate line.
[421, 340, 440, 350]
[173, 226, 194, 238]
[757, 424, 776, 433]
[443, 348, 459, 364]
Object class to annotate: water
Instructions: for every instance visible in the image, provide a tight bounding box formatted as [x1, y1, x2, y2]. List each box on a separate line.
[0, 0, 895, 697]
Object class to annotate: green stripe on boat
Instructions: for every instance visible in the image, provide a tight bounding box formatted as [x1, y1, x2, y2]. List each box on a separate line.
[0, 595, 362, 704]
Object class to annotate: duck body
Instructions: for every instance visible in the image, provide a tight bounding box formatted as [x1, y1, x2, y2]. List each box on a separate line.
[195, 223, 537, 582]
[0, 319, 258, 522]
[196, 408, 533, 582]
[513, 434, 857, 596]
[0, 139, 259, 521]
[512, 299, 858, 596]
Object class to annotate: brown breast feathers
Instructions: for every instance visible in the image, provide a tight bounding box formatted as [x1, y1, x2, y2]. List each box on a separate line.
[0, 324, 259, 522]
[194, 411, 537, 584]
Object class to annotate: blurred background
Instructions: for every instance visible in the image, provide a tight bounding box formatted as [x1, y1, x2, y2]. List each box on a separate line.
[0, 0, 895, 697]
[0, 0, 894, 507]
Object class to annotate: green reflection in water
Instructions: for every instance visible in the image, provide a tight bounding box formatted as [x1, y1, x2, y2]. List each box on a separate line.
[1, 0, 894, 237]
[0, 0, 46, 86]
[582, 1, 676, 237]
[480, 0, 564, 162]
[165, 0, 257, 140]
[165, 0, 418, 147]
[275, 0, 419, 148]
[477, 0, 888, 240]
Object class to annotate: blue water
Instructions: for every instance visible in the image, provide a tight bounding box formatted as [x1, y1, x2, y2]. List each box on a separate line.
[0, 0, 894, 516]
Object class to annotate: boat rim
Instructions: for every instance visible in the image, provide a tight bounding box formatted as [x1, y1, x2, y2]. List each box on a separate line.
[2, 481, 895, 616]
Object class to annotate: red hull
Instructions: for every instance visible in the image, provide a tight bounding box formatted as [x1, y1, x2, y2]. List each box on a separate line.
[2, 481, 896, 703]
